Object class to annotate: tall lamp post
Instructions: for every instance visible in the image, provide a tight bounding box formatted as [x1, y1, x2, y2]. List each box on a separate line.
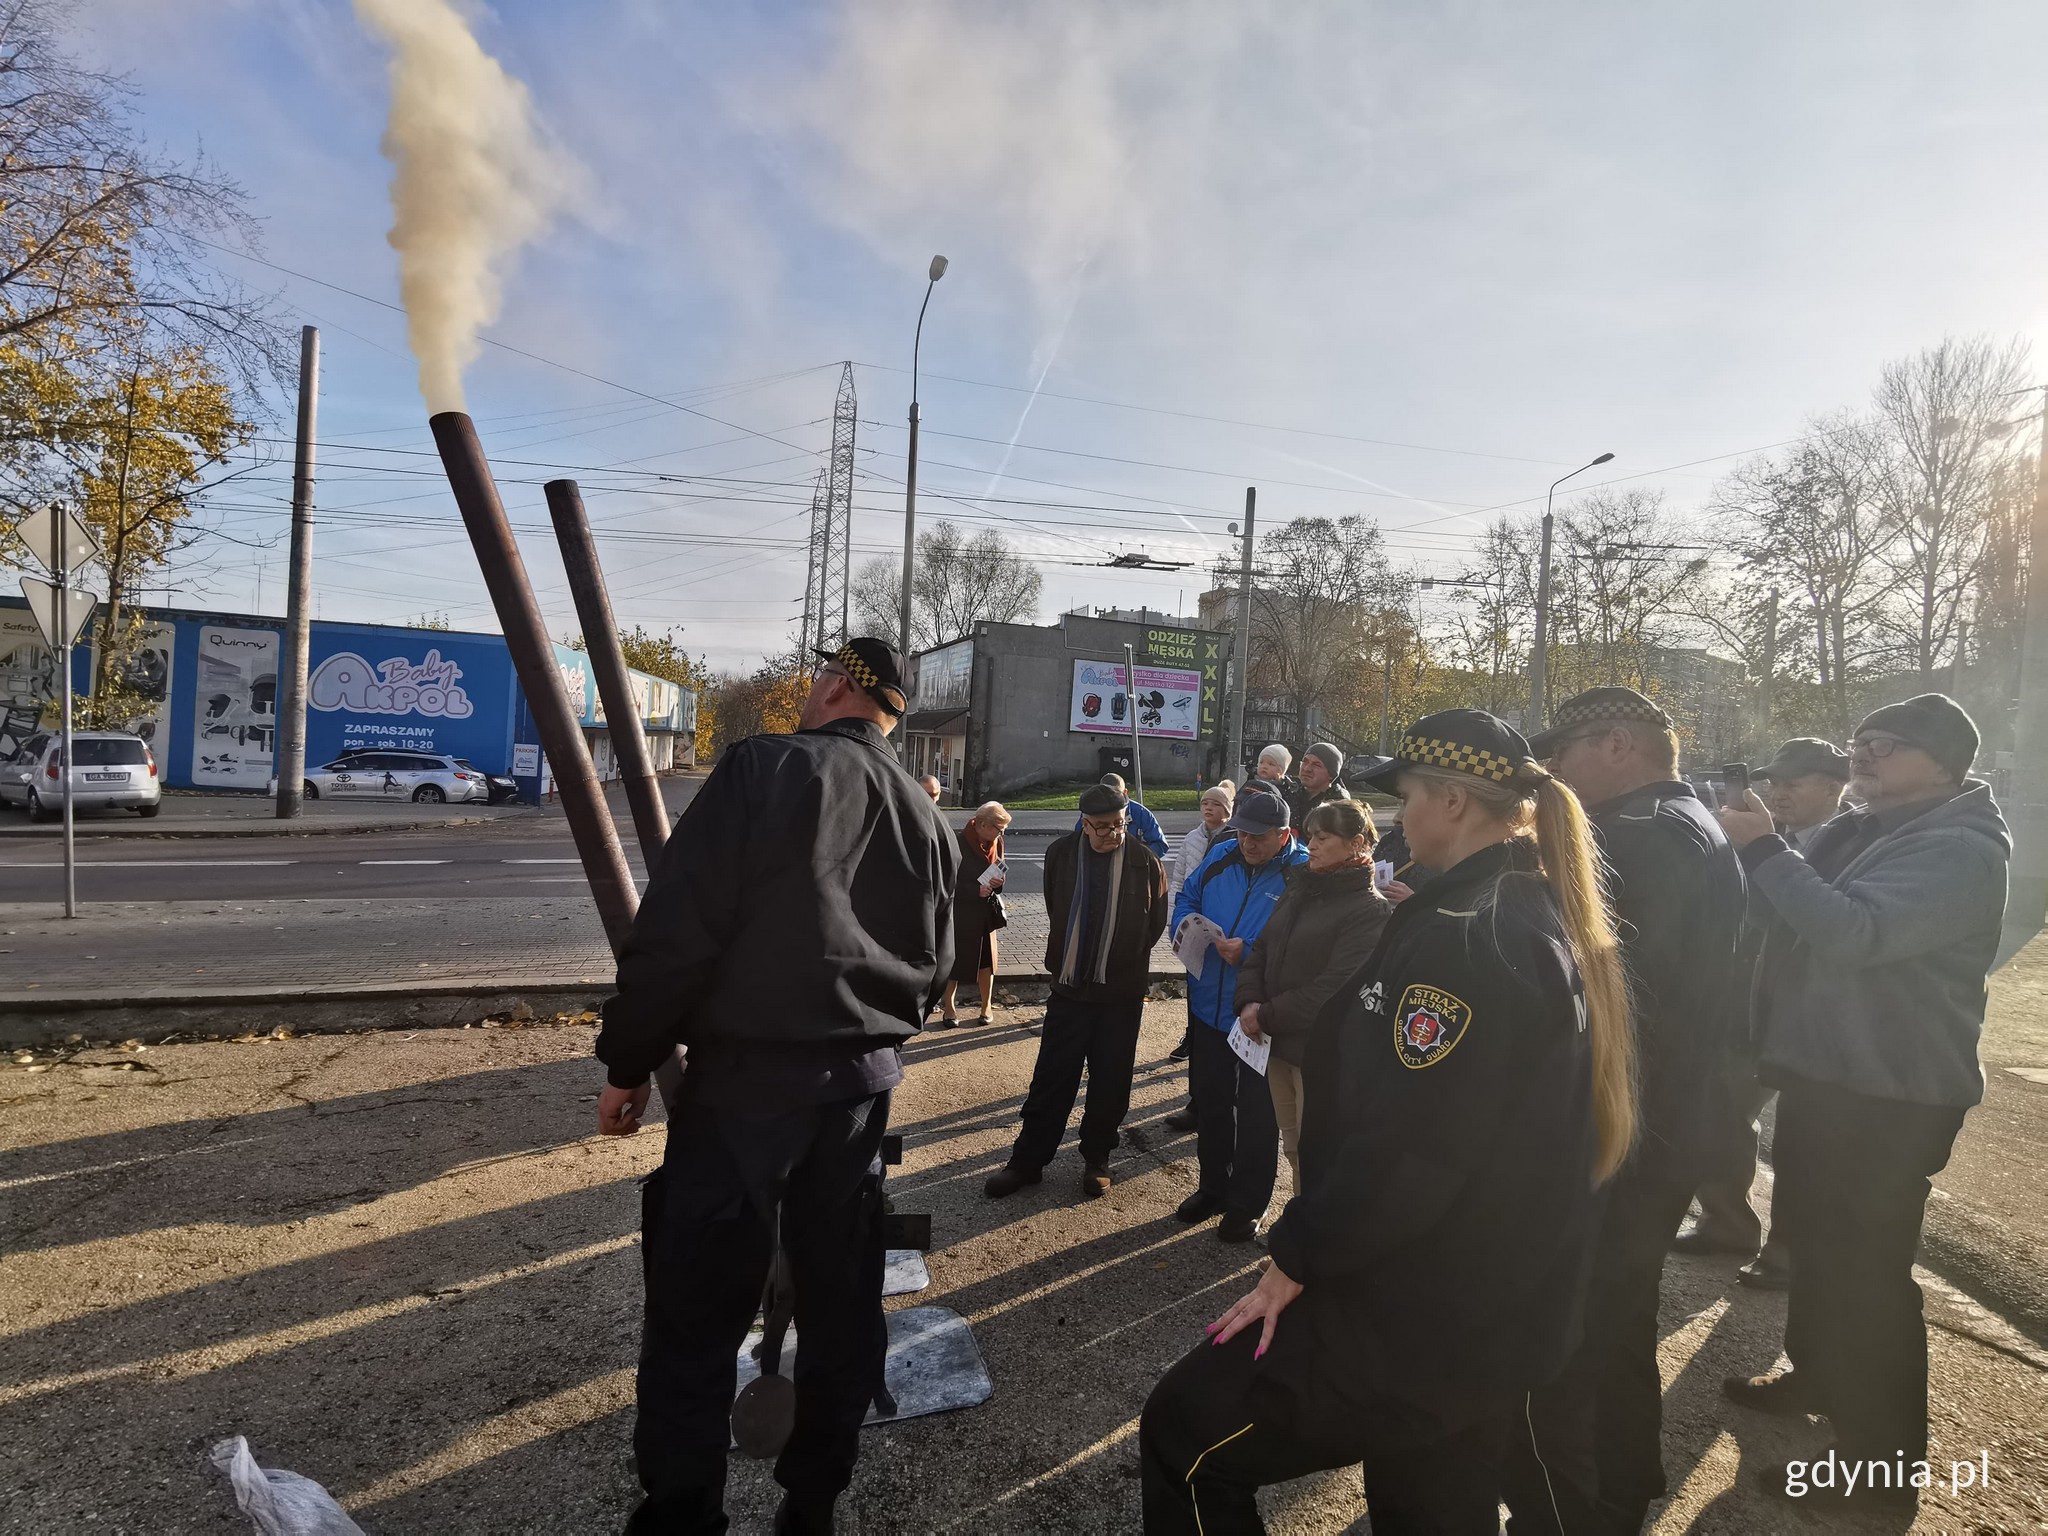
[898, 255, 948, 692]
[1525, 451, 1614, 733]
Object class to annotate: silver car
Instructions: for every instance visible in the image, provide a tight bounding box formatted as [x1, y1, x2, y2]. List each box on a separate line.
[303, 749, 490, 804]
[0, 731, 163, 819]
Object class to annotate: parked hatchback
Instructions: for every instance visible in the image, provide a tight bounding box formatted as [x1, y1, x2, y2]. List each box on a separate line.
[0, 731, 162, 819]
[301, 749, 489, 804]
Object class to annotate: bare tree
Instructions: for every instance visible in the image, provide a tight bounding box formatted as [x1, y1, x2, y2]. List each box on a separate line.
[1444, 516, 1537, 717]
[851, 520, 1041, 652]
[1867, 335, 2033, 683]
[1543, 489, 1708, 697]
[1713, 415, 1898, 737]
[1247, 514, 1404, 738]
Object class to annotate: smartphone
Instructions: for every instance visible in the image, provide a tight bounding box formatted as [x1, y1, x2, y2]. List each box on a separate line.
[1722, 763, 1750, 799]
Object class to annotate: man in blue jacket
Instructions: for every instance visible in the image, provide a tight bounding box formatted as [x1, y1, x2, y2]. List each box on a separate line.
[1073, 772, 1170, 859]
[1170, 788, 1307, 1241]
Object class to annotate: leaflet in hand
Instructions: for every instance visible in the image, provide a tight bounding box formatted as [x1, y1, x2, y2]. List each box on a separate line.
[978, 859, 1007, 893]
[1227, 1016, 1272, 1076]
[1174, 914, 1226, 978]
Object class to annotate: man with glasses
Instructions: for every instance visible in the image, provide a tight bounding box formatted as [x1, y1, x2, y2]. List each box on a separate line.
[1504, 686, 1745, 1534]
[987, 781, 1170, 1200]
[595, 638, 956, 1535]
[1676, 737, 1852, 1289]
[1717, 694, 2008, 1515]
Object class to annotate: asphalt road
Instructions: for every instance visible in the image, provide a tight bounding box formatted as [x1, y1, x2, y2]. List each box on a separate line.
[0, 819, 1082, 903]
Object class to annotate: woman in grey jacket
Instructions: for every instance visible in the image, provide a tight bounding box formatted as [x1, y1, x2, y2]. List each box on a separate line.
[1716, 694, 2009, 1515]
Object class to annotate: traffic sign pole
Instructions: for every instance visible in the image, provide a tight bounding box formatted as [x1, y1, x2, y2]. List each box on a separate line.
[55, 519, 74, 917]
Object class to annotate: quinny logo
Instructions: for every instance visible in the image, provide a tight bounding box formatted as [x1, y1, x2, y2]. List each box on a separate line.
[310, 650, 474, 719]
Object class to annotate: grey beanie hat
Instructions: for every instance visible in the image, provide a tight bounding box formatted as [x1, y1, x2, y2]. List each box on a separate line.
[1856, 693, 1979, 783]
[1304, 741, 1343, 776]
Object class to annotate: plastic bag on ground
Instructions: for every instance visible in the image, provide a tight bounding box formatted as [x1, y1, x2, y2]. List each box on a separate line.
[209, 1436, 366, 1536]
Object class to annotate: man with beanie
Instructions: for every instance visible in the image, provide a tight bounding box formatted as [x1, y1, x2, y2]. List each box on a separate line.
[1677, 737, 1852, 1288]
[1292, 741, 1352, 824]
[595, 638, 956, 1535]
[1717, 694, 2009, 1515]
[988, 782, 1170, 1200]
[1072, 772, 1170, 859]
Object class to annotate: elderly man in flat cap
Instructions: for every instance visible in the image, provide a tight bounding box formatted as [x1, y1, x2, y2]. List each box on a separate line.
[988, 780, 1169, 1200]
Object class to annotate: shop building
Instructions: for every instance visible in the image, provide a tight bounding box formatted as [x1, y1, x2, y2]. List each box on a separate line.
[0, 599, 693, 799]
[908, 610, 1229, 803]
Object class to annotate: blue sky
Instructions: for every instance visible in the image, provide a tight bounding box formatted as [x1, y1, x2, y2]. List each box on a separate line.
[70, 0, 2048, 670]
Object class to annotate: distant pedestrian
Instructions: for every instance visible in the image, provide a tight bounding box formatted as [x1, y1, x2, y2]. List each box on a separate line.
[917, 773, 942, 804]
[594, 637, 954, 1535]
[1232, 798, 1389, 1191]
[986, 782, 1169, 1201]
[1169, 786, 1307, 1242]
[941, 801, 1011, 1026]
[1075, 772, 1170, 859]
[1677, 737, 1850, 1289]
[1718, 695, 2008, 1516]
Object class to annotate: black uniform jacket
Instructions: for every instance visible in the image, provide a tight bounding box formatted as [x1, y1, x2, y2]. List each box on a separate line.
[1588, 780, 1744, 1170]
[596, 717, 958, 1090]
[1260, 839, 1601, 1426]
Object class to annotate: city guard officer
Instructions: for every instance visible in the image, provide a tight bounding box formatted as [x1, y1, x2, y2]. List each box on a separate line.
[594, 638, 956, 1536]
[1140, 710, 1637, 1535]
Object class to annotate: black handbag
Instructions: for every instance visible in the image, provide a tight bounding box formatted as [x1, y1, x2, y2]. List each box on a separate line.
[986, 891, 1008, 930]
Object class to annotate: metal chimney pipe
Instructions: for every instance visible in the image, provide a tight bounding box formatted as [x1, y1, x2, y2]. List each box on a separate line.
[429, 412, 640, 950]
[544, 478, 670, 867]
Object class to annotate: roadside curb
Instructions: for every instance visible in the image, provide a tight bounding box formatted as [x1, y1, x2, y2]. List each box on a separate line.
[0, 812, 538, 842]
[0, 970, 1189, 1045]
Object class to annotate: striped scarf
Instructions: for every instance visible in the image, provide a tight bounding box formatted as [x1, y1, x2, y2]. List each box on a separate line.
[1058, 840, 1126, 988]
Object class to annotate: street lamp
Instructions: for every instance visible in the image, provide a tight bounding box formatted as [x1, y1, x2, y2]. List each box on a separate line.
[899, 254, 948, 690]
[1525, 451, 1615, 733]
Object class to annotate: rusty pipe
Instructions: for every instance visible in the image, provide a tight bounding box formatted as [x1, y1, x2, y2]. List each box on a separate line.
[544, 479, 670, 868]
[429, 412, 640, 950]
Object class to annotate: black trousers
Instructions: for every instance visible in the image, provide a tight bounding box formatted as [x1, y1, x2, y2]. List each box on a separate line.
[1498, 1153, 1697, 1534]
[1140, 1328, 1510, 1535]
[1775, 1078, 1965, 1463]
[628, 1087, 890, 1534]
[1187, 1022, 1278, 1219]
[1008, 991, 1145, 1170]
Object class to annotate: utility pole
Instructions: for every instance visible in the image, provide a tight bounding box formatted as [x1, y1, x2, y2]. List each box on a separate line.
[56, 524, 74, 917]
[2009, 387, 2048, 933]
[1123, 640, 1144, 802]
[275, 325, 318, 819]
[1526, 452, 1614, 733]
[1228, 487, 1256, 781]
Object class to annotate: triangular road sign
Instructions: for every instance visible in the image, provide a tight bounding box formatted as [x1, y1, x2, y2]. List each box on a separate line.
[19, 576, 97, 648]
[15, 504, 100, 577]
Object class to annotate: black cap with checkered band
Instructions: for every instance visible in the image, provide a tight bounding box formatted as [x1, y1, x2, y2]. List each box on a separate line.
[1346, 708, 1542, 793]
[1526, 686, 1673, 759]
[812, 637, 909, 714]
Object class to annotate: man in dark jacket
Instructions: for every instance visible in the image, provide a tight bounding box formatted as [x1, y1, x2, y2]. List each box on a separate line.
[1291, 741, 1352, 820]
[1502, 686, 1746, 1534]
[1719, 695, 2008, 1515]
[990, 782, 1169, 1200]
[595, 638, 956, 1536]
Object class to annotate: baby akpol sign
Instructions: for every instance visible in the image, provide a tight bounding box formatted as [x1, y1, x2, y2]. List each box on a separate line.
[310, 649, 475, 720]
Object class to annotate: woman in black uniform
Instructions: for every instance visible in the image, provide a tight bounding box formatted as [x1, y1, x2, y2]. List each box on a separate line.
[1140, 709, 1636, 1535]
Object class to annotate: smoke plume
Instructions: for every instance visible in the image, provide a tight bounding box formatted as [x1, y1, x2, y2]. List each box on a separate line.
[354, 0, 576, 413]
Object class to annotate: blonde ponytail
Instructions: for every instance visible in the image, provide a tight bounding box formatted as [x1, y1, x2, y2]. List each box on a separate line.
[1397, 765, 1639, 1184]
[1528, 774, 1637, 1183]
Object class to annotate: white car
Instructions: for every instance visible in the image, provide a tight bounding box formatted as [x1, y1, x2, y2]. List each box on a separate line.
[302, 749, 490, 804]
[0, 731, 162, 819]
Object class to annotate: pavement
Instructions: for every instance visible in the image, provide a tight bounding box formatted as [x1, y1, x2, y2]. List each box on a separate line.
[0, 790, 535, 839]
[5, 1003, 2045, 1533]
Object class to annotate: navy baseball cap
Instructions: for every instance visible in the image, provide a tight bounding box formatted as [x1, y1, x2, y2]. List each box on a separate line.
[1225, 788, 1289, 833]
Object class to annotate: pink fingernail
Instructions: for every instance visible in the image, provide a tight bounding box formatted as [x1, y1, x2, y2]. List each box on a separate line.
[1254, 1345, 1266, 1359]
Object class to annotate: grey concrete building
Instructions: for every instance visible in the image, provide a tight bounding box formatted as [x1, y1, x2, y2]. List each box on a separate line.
[909, 610, 1229, 803]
